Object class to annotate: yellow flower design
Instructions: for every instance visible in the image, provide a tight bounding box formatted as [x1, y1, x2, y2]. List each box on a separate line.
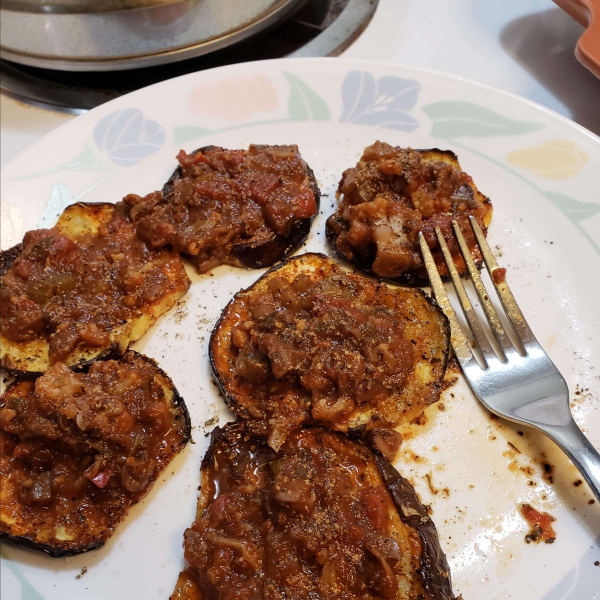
[190, 74, 278, 121]
[1, 202, 24, 250]
[506, 140, 589, 180]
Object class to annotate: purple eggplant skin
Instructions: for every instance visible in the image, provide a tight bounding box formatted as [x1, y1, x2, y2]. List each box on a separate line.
[163, 145, 321, 270]
[0, 351, 191, 558]
[375, 454, 456, 600]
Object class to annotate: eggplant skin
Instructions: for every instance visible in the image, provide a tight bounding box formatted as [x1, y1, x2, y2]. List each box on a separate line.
[209, 252, 450, 434]
[326, 215, 489, 287]
[375, 454, 455, 600]
[0, 242, 22, 276]
[0, 532, 105, 559]
[162, 145, 321, 270]
[174, 422, 455, 600]
[325, 221, 434, 288]
[0, 202, 191, 377]
[0, 350, 191, 558]
[326, 147, 493, 287]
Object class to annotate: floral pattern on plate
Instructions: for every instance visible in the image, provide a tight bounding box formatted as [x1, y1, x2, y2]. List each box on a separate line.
[340, 70, 420, 131]
[506, 140, 589, 180]
[94, 108, 165, 167]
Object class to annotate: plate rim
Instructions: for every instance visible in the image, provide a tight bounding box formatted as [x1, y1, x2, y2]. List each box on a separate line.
[2, 56, 600, 176]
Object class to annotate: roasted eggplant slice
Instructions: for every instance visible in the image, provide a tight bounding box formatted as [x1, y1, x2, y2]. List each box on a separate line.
[124, 144, 320, 273]
[0, 350, 191, 557]
[326, 141, 493, 286]
[0, 202, 190, 375]
[210, 253, 450, 451]
[170, 422, 455, 600]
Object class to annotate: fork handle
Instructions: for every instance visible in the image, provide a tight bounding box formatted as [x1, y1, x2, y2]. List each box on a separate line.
[543, 419, 600, 504]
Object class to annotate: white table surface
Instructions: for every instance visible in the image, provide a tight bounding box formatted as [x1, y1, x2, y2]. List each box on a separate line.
[2, 0, 600, 166]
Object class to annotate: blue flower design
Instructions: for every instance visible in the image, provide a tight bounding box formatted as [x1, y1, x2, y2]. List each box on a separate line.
[94, 108, 165, 167]
[340, 71, 420, 131]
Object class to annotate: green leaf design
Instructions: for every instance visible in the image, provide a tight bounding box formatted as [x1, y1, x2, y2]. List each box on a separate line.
[13, 144, 108, 181]
[283, 72, 330, 122]
[19, 577, 46, 600]
[39, 183, 75, 228]
[66, 144, 108, 171]
[173, 126, 213, 145]
[422, 101, 543, 139]
[1, 549, 46, 600]
[542, 191, 600, 221]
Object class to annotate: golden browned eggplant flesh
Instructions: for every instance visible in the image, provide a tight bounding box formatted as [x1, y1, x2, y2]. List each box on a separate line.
[210, 253, 450, 452]
[124, 144, 320, 273]
[170, 422, 455, 600]
[0, 202, 190, 375]
[326, 141, 493, 286]
[0, 351, 191, 557]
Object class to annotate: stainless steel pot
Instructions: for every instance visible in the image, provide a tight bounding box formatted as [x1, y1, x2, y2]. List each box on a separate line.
[0, 0, 306, 70]
[1, 0, 186, 13]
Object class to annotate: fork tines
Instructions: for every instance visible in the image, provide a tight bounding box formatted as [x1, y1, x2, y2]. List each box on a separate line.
[418, 217, 535, 369]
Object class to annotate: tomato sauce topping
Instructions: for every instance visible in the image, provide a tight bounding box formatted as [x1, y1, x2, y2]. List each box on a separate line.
[327, 141, 492, 281]
[124, 145, 318, 273]
[0, 353, 189, 554]
[173, 425, 426, 600]
[226, 269, 415, 451]
[0, 203, 189, 365]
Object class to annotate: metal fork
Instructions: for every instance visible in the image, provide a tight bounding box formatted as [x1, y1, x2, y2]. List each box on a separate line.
[418, 216, 600, 502]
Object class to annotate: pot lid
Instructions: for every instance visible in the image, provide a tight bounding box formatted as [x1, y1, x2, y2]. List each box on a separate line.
[0, 0, 306, 70]
[0, 0, 185, 14]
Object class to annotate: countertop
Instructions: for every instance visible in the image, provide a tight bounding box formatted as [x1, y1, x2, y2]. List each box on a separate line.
[2, 0, 600, 166]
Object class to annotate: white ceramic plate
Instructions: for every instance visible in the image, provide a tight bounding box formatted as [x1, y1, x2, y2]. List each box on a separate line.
[1, 58, 599, 600]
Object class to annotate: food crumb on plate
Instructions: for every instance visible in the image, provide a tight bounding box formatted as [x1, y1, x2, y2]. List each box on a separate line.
[520, 503, 557, 544]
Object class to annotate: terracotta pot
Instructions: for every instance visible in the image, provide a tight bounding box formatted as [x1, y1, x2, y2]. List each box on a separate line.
[553, 0, 600, 77]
